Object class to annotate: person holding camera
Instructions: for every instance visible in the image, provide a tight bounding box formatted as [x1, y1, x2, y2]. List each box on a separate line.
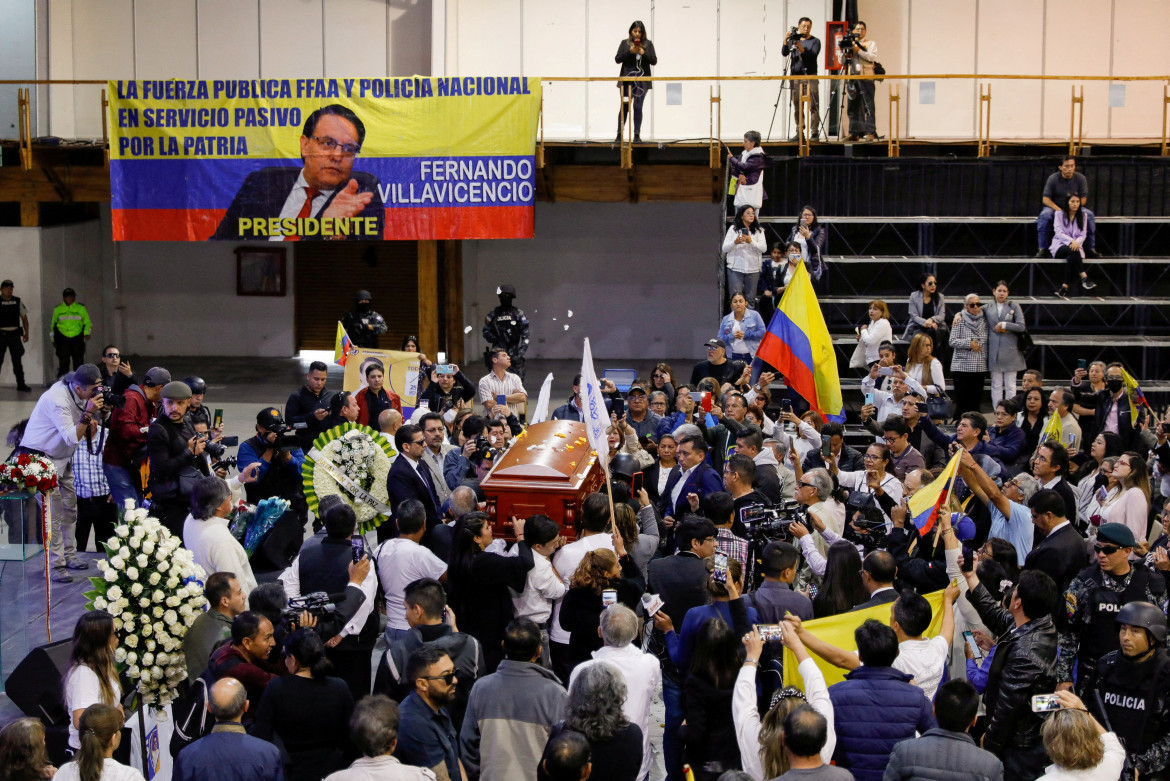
[279, 504, 377, 700]
[781, 17, 822, 140]
[417, 361, 476, 414]
[840, 21, 879, 142]
[18, 363, 106, 581]
[102, 365, 170, 508]
[147, 380, 209, 538]
[238, 406, 309, 522]
[97, 343, 134, 395]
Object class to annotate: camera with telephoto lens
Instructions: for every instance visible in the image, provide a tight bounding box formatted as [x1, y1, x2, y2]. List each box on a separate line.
[265, 422, 301, 453]
[281, 591, 339, 630]
[200, 434, 238, 459]
[742, 500, 805, 542]
[472, 435, 500, 464]
[99, 386, 127, 409]
[844, 491, 888, 549]
[789, 26, 800, 39]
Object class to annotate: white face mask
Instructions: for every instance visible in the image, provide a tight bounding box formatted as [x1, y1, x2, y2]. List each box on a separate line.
[788, 254, 801, 262]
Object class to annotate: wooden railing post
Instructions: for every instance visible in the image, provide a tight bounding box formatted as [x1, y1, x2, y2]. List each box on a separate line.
[887, 83, 901, 158]
[978, 83, 992, 157]
[1069, 85, 1084, 156]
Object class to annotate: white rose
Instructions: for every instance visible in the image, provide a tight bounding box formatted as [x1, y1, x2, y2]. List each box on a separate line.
[141, 541, 155, 555]
[123, 498, 136, 512]
[112, 618, 123, 631]
[156, 550, 167, 562]
[130, 584, 143, 597]
[136, 554, 148, 568]
[115, 525, 130, 538]
[139, 668, 152, 683]
[148, 572, 161, 586]
[163, 610, 177, 626]
[139, 597, 150, 608]
[93, 597, 108, 610]
[127, 664, 140, 677]
[141, 652, 154, 666]
[107, 602, 122, 618]
[157, 561, 169, 573]
[179, 605, 193, 618]
[125, 635, 138, 648]
[152, 606, 164, 619]
[123, 618, 136, 633]
[146, 638, 156, 650]
[126, 651, 138, 666]
[107, 585, 122, 600]
[141, 623, 153, 636]
[96, 559, 109, 572]
[151, 665, 163, 677]
[114, 647, 127, 663]
[166, 577, 179, 590]
[166, 596, 180, 608]
[104, 570, 118, 583]
[153, 590, 165, 603]
[126, 567, 139, 581]
[118, 598, 130, 610]
[118, 546, 130, 559]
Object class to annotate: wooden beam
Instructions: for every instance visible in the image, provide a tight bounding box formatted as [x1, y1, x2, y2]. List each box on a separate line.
[20, 202, 38, 227]
[417, 240, 440, 360]
[442, 240, 464, 365]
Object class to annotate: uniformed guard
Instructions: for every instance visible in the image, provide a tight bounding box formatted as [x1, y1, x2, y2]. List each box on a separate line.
[340, 289, 387, 349]
[481, 284, 530, 379]
[1090, 601, 1170, 781]
[0, 279, 31, 391]
[1057, 522, 1169, 694]
[49, 287, 92, 377]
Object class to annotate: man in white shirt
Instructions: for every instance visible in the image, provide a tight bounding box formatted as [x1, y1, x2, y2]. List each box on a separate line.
[477, 347, 527, 419]
[509, 515, 568, 666]
[375, 498, 448, 644]
[549, 493, 614, 681]
[568, 605, 661, 781]
[19, 363, 105, 580]
[183, 475, 259, 597]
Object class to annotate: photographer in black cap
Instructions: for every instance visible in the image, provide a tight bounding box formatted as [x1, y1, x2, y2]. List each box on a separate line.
[147, 380, 209, 536]
[238, 407, 309, 525]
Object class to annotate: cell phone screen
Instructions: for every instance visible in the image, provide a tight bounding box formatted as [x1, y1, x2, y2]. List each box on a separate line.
[495, 394, 506, 406]
[1077, 359, 1087, 370]
[821, 438, 832, 458]
[701, 392, 713, 412]
[864, 393, 874, 407]
[917, 402, 928, 414]
[781, 398, 793, 412]
[350, 536, 364, 563]
[632, 471, 644, 494]
[962, 630, 983, 660]
[612, 398, 625, 419]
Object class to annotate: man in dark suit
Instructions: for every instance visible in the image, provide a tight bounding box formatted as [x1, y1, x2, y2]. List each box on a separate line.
[852, 550, 900, 611]
[382, 424, 440, 542]
[1031, 441, 1077, 523]
[1025, 488, 1088, 593]
[211, 104, 384, 241]
[658, 432, 724, 522]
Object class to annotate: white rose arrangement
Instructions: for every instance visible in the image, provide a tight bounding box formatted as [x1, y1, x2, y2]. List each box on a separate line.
[302, 422, 396, 535]
[85, 506, 207, 708]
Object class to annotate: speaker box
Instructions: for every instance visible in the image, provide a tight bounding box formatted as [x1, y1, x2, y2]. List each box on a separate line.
[4, 639, 72, 726]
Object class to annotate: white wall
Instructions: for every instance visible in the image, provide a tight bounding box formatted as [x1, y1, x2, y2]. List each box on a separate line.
[115, 239, 296, 357]
[0, 229, 46, 388]
[434, 0, 1170, 141]
[44, 0, 433, 138]
[40, 220, 116, 380]
[462, 201, 722, 361]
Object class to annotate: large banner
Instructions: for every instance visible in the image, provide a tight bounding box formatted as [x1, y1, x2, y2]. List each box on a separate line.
[107, 78, 542, 242]
[342, 348, 420, 408]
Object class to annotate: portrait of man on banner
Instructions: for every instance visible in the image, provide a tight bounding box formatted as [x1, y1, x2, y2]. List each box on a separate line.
[211, 103, 385, 241]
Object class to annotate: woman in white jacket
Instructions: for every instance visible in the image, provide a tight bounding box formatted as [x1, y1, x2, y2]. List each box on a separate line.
[734, 626, 834, 780]
[723, 205, 767, 308]
[1039, 691, 1126, 781]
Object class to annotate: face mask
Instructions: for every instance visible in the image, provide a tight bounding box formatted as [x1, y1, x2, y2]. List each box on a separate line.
[788, 254, 800, 261]
[1107, 378, 1124, 392]
[357, 301, 371, 313]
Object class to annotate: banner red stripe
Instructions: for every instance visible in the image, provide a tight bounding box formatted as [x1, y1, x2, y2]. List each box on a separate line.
[111, 206, 534, 242]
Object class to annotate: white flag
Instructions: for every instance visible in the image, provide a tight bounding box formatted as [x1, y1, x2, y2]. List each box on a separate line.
[579, 338, 610, 464]
[529, 373, 555, 425]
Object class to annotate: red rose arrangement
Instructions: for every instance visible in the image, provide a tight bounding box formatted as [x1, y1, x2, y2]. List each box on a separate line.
[0, 453, 59, 494]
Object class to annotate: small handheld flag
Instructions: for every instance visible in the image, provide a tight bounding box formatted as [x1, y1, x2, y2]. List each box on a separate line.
[333, 322, 354, 366]
[907, 449, 963, 535]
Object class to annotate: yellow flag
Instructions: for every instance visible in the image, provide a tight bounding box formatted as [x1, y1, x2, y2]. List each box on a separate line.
[1120, 367, 1143, 420]
[782, 589, 947, 689]
[1039, 412, 1063, 447]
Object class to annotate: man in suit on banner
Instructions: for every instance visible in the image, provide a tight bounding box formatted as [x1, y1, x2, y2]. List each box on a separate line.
[211, 103, 384, 241]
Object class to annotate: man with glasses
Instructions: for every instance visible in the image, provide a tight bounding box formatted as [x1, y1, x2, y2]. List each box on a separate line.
[396, 645, 464, 781]
[19, 363, 106, 581]
[96, 344, 134, 394]
[959, 449, 1038, 565]
[1056, 522, 1167, 696]
[880, 416, 925, 480]
[385, 423, 441, 540]
[212, 103, 384, 241]
[689, 338, 737, 386]
[1024, 488, 1089, 592]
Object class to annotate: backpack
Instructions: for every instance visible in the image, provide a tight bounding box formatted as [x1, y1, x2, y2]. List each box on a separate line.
[168, 655, 240, 757]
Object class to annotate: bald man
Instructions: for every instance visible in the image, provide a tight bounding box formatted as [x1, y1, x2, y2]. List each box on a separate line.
[426, 484, 480, 561]
[173, 678, 283, 781]
[378, 408, 403, 438]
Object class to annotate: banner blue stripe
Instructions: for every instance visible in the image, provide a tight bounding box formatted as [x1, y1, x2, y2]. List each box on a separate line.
[110, 155, 535, 209]
[766, 310, 815, 373]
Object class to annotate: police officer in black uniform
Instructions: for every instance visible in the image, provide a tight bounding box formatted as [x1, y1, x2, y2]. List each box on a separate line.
[1089, 601, 1170, 781]
[0, 280, 31, 392]
[340, 289, 388, 349]
[482, 284, 530, 380]
[1057, 522, 1169, 695]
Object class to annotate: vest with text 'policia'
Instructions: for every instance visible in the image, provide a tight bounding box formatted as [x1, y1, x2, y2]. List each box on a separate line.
[1096, 648, 1170, 762]
[1080, 565, 1163, 667]
[0, 297, 21, 330]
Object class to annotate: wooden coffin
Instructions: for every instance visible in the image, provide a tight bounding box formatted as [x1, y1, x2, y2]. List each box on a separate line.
[481, 420, 606, 541]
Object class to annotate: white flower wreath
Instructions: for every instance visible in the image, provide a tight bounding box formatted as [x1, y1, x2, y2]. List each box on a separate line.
[303, 423, 396, 535]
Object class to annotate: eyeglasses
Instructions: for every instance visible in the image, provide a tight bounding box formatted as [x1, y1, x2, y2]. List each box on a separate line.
[798, 481, 816, 489]
[882, 436, 898, 443]
[1094, 544, 1123, 556]
[863, 453, 881, 460]
[104, 352, 120, 359]
[310, 135, 361, 156]
[421, 671, 458, 684]
[967, 303, 982, 309]
[411, 438, 425, 447]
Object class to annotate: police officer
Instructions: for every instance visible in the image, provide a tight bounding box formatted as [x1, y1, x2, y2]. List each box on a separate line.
[1089, 601, 1170, 781]
[1057, 522, 1169, 694]
[0, 280, 31, 391]
[340, 289, 387, 349]
[481, 284, 530, 379]
[50, 287, 92, 377]
[183, 376, 213, 430]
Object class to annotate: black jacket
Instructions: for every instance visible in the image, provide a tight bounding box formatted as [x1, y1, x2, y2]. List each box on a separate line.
[680, 674, 740, 775]
[885, 526, 950, 593]
[615, 39, 657, 89]
[560, 554, 645, 671]
[147, 415, 204, 500]
[285, 385, 336, 452]
[966, 582, 1058, 754]
[1023, 523, 1088, 594]
[449, 543, 534, 673]
[647, 553, 710, 682]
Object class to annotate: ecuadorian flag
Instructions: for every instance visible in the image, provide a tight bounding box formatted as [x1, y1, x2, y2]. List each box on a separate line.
[334, 322, 354, 366]
[755, 261, 844, 423]
[907, 449, 962, 535]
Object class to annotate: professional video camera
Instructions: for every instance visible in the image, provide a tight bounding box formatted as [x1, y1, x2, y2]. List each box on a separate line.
[212, 455, 238, 473]
[281, 591, 340, 630]
[788, 25, 800, 39]
[844, 491, 889, 549]
[266, 422, 301, 453]
[741, 500, 805, 542]
[99, 386, 127, 409]
[838, 31, 862, 51]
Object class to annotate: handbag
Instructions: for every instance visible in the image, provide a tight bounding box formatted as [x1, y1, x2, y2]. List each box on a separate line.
[733, 179, 763, 210]
[1017, 330, 1035, 353]
[926, 392, 955, 420]
[873, 61, 886, 82]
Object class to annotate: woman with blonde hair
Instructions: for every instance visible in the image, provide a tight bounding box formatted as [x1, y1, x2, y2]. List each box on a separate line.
[559, 533, 645, 673]
[55, 704, 141, 781]
[905, 332, 946, 397]
[1039, 691, 1124, 780]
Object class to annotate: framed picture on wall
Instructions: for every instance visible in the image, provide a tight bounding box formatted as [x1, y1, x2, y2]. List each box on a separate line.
[235, 247, 287, 296]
